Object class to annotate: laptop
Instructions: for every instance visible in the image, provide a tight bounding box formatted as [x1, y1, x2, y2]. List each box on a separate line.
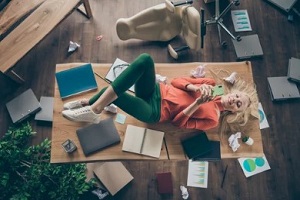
[193, 140, 221, 161]
[34, 96, 54, 122]
[287, 57, 300, 83]
[6, 89, 41, 123]
[76, 117, 121, 156]
[267, 76, 300, 101]
[181, 131, 213, 159]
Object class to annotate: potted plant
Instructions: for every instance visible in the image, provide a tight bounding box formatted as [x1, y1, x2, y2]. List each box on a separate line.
[0, 122, 96, 200]
[242, 135, 254, 146]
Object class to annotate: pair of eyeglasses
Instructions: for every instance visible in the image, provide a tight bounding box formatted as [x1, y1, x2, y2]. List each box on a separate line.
[113, 63, 130, 78]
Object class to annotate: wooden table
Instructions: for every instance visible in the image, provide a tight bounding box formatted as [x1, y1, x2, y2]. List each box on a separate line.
[0, 0, 92, 83]
[50, 61, 264, 163]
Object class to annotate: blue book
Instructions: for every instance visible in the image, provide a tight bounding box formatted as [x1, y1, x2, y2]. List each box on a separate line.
[55, 64, 98, 99]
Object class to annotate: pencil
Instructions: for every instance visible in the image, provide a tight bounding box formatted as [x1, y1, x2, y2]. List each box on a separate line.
[221, 165, 228, 188]
[94, 72, 111, 84]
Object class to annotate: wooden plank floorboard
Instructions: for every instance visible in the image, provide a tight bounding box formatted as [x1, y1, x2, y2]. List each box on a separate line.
[0, 0, 300, 199]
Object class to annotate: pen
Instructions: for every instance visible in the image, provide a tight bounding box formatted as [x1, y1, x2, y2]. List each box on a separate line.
[221, 165, 228, 188]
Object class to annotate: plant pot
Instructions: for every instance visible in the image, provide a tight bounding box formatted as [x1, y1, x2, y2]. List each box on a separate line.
[244, 137, 254, 145]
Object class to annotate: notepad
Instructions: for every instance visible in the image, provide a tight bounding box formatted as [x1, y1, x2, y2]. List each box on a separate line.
[55, 63, 98, 99]
[181, 131, 213, 160]
[122, 125, 164, 158]
[76, 118, 120, 156]
[6, 89, 41, 123]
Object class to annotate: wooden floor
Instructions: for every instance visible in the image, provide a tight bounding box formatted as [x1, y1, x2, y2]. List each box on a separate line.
[1, 0, 300, 199]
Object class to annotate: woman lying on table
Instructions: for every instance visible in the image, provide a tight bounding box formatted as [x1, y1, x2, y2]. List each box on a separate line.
[62, 53, 258, 133]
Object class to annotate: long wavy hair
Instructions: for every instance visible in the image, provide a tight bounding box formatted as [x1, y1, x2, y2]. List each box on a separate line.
[209, 69, 259, 136]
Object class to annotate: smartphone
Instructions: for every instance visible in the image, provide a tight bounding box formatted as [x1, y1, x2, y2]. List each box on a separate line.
[212, 85, 224, 97]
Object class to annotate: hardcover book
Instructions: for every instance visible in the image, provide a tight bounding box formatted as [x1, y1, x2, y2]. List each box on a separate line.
[76, 117, 120, 156]
[181, 131, 213, 160]
[6, 89, 41, 123]
[55, 63, 98, 99]
[156, 172, 173, 194]
[122, 125, 164, 158]
[93, 161, 134, 196]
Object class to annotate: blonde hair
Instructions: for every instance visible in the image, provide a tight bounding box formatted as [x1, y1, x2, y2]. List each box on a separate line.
[209, 69, 259, 136]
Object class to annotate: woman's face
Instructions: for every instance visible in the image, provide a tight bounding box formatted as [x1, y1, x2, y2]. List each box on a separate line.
[221, 91, 250, 112]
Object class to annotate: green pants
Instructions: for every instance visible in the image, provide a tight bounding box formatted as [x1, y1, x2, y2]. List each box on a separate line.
[89, 53, 161, 123]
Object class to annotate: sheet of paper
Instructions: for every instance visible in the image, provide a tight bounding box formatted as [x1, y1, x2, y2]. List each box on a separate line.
[187, 160, 208, 188]
[105, 58, 135, 92]
[115, 113, 126, 124]
[258, 102, 269, 129]
[231, 10, 252, 32]
[238, 156, 271, 178]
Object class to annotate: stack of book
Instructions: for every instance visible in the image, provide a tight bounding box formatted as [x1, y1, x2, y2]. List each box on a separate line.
[181, 131, 221, 161]
[267, 57, 300, 101]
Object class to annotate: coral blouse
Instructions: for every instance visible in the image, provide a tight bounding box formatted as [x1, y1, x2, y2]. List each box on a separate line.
[159, 77, 224, 130]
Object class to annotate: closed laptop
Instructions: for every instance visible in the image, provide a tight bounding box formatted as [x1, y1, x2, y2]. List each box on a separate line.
[76, 117, 120, 156]
[181, 131, 213, 159]
[6, 89, 41, 123]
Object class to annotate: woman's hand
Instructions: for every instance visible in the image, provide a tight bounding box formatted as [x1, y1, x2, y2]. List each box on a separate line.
[196, 84, 213, 95]
[186, 84, 213, 95]
[196, 93, 214, 105]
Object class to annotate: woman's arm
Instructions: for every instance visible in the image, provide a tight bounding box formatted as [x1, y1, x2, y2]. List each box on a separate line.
[172, 95, 218, 130]
[183, 94, 214, 116]
[171, 77, 216, 91]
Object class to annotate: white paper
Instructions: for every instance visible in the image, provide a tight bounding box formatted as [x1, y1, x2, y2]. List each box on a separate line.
[258, 102, 269, 129]
[187, 160, 208, 188]
[238, 156, 271, 178]
[231, 10, 252, 32]
[105, 58, 134, 92]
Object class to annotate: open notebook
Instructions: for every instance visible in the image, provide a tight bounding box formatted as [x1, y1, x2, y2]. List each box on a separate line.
[122, 125, 164, 158]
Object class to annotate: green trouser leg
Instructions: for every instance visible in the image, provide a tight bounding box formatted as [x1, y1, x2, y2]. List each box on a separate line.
[89, 53, 161, 123]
